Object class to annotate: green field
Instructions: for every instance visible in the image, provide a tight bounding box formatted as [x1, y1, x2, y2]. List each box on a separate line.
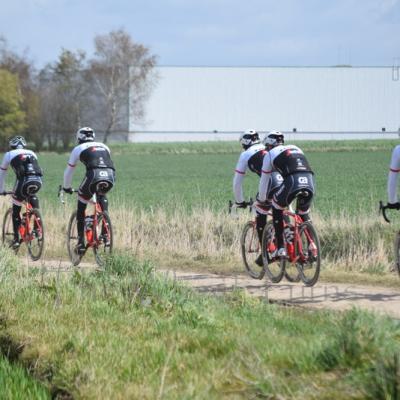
[5, 139, 392, 215]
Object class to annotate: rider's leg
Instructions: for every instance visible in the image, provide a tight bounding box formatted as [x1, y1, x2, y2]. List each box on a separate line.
[272, 206, 285, 250]
[29, 195, 40, 209]
[77, 200, 87, 246]
[12, 204, 22, 241]
[296, 191, 313, 222]
[98, 194, 108, 212]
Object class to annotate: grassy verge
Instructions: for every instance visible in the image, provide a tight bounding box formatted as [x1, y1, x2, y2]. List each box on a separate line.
[0, 355, 50, 399]
[0, 250, 400, 398]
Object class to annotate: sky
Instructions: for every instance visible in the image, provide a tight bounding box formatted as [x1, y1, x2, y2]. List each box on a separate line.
[0, 0, 399, 68]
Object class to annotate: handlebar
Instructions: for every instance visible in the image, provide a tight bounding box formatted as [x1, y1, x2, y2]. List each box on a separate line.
[58, 185, 79, 204]
[379, 201, 391, 223]
[228, 198, 253, 215]
[0, 191, 14, 196]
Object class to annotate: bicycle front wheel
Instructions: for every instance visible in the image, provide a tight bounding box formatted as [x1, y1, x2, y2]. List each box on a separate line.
[240, 221, 265, 279]
[67, 211, 83, 266]
[2, 208, 17, 252]
[26, 208, 44, 261]
[297, 222, 321, 287]
[262, 222, 285, 283]
[93, 211, 113, 267]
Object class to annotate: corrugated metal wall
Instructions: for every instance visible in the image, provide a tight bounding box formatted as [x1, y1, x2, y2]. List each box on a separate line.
[130, 66, 400, 133]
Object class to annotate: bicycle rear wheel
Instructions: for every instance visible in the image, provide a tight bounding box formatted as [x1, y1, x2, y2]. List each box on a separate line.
[93, 211, 113, 267]
[262, 222, 285, 283]
[240, 221, 265, 279]
[297, 222, 321, 287]
[26, 208, 44, 261]
[2, 208, 18, 253]
[67, 211, 83, 266]
[394, 232, 400, 276]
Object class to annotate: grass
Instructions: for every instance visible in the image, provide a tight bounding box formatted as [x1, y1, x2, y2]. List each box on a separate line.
[0, 356, 50, 399]
[1, 250, 400, 399]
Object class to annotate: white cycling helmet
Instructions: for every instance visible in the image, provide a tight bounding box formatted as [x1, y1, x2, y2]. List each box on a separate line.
[76, 127, 95, 143]
[9, 136, 27, 149]
[239, 129, 260, 149]
[263, 131, 284, 148]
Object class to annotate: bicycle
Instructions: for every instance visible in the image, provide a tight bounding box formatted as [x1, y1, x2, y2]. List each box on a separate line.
[1, 192, 44, 261]
[229, 199, 300, 282]
[379, 201, 400, 276]
[262, 202, 321, 286]
[58, 185, 113, 267]
[229, 199, 267, 279]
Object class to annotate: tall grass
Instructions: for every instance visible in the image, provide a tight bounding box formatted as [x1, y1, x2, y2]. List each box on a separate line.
[16, 200, 397, 278]
[1, 250, 400, 398]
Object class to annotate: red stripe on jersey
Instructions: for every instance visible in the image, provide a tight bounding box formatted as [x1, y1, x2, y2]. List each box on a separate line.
[235, 169, 245, 175]
[262, 169, 272, 174]
[390, 168, 400, 172]
[0, 167, 7, 171]
[68, 163, 76, 168]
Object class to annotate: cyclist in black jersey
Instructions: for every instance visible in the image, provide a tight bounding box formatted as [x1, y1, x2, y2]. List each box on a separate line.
[0, 136, 43, 249]
[63, 127, 115, 254]
[258, 132, 315, 258]
[233, 129, 283, 265]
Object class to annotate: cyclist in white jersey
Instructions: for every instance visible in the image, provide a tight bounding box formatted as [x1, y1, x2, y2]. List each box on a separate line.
[233, 129, 283, 265]
[387, 144, 400, 209]
[63, 127, 115, 254]
[0, 136, 43, 249]
[258, 132, 315, 258]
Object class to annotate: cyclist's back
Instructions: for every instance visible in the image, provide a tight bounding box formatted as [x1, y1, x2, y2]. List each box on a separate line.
[0, 136, 43, 248]
[63, 127, 115, 254]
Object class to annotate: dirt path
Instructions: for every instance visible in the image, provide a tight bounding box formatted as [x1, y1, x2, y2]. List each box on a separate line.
[25, 258, 400, 319]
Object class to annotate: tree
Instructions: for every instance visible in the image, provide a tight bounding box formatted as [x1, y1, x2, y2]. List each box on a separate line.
[89, 29, 157, 143]
[38, 48, 89, 150]
[0, 36, 41, 149]
[0, 69, 26, 147]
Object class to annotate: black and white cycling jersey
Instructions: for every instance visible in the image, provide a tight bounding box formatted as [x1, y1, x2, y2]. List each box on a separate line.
[258, 144, 314, 203]
[233, 144, 283, 203]
[63, 142, 115, 204]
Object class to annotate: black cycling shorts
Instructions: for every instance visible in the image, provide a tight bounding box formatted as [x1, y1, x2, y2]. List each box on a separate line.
[78, 168, 115, 200]
[13, 176, 42, 202]
[273, 172, 315, 212]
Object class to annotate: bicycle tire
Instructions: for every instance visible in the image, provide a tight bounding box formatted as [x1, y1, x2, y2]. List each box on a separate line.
[93, 211, 113, 267]
[67, 211, 83, 266]
[261, 221, 285, 283]
[284, 266, 301, 282]
[297, 222, 321, 287]
[26, 208, 44, 261]
[2, 208, 18, 253]
[240, 221, 265, 279]
[394, 232, 400, 276]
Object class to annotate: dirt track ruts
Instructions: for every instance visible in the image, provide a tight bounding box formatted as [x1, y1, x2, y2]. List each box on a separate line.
[24, 258, 400, 319]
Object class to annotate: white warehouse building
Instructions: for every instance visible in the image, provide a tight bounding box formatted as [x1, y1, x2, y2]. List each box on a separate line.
[129, 66, 400, 142]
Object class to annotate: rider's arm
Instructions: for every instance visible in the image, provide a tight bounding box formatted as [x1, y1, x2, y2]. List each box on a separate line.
[388, 146, 400, 204]
[63, 148, 80, 189]
[0, 153, 10, 193]
[233, 154, 247, 203]
[258, 154, 272, 203]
